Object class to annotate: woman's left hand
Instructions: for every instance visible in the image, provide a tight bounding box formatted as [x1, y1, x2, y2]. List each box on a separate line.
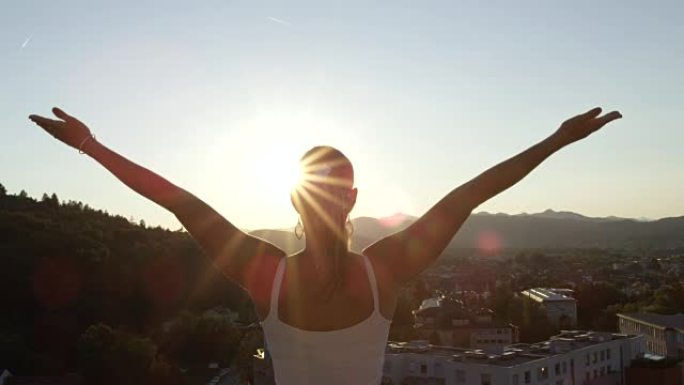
[554, 107, 622, 146]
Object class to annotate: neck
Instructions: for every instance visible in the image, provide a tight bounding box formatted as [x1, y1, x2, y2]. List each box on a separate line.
[304, 236, 347, 260]
[302, 227, 348, 273]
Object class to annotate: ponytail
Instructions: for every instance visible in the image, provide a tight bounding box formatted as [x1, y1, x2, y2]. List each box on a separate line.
[325, 214, 352, 297]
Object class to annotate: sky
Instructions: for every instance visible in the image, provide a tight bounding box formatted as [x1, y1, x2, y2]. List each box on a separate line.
[1, 0, 683, 230]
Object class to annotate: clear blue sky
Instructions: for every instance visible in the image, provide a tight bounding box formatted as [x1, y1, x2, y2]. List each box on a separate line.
[2, 0, 683, 230]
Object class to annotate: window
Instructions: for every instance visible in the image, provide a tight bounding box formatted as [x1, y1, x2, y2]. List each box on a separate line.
[585, 354, 590, 366]
[606, 348, 611, 359]
[607, 365, 612, 373]
[512, 374, 519, 385]
[562, 361, 567, 374]
[481, 373, 492, 385]
[556, 380, 564, 385]
[420, 364, 427, 375]
[593, 351, 597, 363]
[600, 366, 605, 375]
[434, 363, 443, 377]
[497, 329, 502, 334]
[586, 372, 590, 381]
[555, 363, 560, 375]
[600, 350, 605, 361]
[455, 369, 466, 384]
[524, 370, 531, 384]
[537, 366, 548, 381]
[593, 369, 597, 378]
[383, 361, 392, 373]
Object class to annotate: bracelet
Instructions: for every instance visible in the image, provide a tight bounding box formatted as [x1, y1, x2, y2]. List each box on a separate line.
[78, 134, 96, 154]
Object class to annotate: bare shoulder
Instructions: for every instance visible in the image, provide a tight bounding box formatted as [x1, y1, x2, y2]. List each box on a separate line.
[359, 251, 399, 320]
[248, 251, 287, 321]
[359, 248, 400, 291]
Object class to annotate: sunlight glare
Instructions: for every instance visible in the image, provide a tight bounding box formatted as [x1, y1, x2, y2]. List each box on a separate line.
[252, 146, 304, 199]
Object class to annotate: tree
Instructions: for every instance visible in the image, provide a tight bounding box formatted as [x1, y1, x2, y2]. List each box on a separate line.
[78, 324, 157, 385]
[651, 282, 684, 314]
[648, 257, 662, 271]
[519, 299, 556, 342]
[490, 283, 515, 320]
[0, 183, 6, 196]
[575, 282, 625, 330]
[160, 312, 241, 368]
[40, 193, 59, 209]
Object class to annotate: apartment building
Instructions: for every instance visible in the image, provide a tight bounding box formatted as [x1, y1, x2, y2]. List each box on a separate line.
[520, 288, 577, 327]
[617, 312, 684, 359]
[413, 297, 518, 352]
[382, 331, 645, 385]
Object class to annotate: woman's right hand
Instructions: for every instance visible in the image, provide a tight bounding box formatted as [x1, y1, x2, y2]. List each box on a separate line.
[29, 107, 95, 151]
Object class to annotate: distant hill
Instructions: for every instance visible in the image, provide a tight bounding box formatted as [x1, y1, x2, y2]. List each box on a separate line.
[250, 229, 305, 254]
[251, 210, 684, 252]
[484, 209, 628, 222]
[446, 211, 684, 250]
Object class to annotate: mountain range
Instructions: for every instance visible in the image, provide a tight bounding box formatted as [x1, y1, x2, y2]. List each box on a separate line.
[251, 210, 684, 254]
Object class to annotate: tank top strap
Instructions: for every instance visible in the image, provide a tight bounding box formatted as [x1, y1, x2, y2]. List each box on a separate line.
[360, 254, 380, 312]
[269, 257, 287, 314]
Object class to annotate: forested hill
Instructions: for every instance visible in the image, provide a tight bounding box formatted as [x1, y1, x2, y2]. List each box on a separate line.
[0, 184, 252, 375]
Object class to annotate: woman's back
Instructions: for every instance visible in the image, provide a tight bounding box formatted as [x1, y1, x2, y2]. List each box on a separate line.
[260, 253, 392, 385]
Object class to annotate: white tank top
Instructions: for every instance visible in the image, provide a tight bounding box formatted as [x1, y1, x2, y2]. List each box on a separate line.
[260, 255, 392, 385]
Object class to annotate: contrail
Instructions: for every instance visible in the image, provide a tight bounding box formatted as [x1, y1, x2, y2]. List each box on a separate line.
[267, 16, 291, 26]
[21, 35, 33, 49]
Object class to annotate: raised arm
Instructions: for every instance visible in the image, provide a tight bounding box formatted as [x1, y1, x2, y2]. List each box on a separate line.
[29, 108, 284, 291]
[364, 107, 622, 286]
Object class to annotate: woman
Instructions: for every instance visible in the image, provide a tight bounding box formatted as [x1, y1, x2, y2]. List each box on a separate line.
[29, 106, 621, 384]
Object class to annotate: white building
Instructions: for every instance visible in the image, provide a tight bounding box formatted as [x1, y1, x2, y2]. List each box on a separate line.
[382, 331, 645, 385]
[520, 288, 577, 327]
[413, 297, 517, 352]
[617, 312, 684, 359]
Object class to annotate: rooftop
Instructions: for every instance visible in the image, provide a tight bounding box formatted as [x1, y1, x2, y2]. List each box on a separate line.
[413, 297, 504, 329]
[418, 298, 442, 311]
[385, 331, 639, 368]
[521, 288, 576, 303]
[618, 312, 684, 331]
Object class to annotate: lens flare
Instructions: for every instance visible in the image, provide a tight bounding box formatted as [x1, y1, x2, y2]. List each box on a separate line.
[477, 230, 502, 256]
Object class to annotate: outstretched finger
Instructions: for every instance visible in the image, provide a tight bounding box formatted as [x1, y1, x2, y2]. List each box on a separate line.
[579, 107, 602, 120]
[29, 115, 64, 136]
[29, 114, 62, 128]
[52, 107, 73, 121]
[594, 111, 622, 128]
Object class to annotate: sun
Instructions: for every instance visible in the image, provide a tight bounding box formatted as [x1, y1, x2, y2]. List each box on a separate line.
[251, 145, 305, 201]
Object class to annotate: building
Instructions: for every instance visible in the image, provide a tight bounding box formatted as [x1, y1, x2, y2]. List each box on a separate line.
[383, 331, 645, 385]
[617, 313, 684, 359]
[413, 296, 518, 353]
[520, 288, 577, 327]
[625, 356, 684, 385]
